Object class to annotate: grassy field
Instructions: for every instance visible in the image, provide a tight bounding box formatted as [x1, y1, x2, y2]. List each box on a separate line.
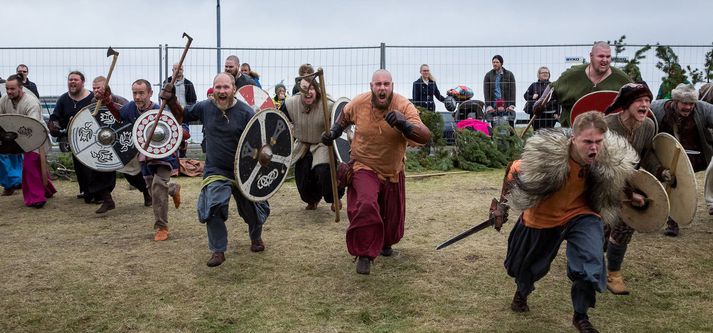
[1, 170, 712, 333]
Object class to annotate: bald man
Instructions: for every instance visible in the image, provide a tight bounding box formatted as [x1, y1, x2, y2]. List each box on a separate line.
[322, 69, 431, 275]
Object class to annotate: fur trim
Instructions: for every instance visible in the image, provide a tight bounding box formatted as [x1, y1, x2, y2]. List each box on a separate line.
[507, 128, 638, 226]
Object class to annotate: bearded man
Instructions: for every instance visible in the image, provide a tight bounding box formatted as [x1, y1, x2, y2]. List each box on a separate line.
[321, 69, 431, 275]
[162, 73, 270, 267]
[107, 79, 182, 242]
[651, 83, 713, 236]
[281, 78, 343, 211]
[0, 74, 56, 207]
[603, 83, 668, 295]
[504, 111, 638, 333]
[550, 41, 631, 127]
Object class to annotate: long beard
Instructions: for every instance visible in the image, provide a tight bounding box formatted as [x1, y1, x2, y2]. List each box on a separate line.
[371, 92, 392, 111]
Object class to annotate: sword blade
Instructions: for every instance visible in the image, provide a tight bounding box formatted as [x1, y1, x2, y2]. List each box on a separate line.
[436, 217, 495, 250]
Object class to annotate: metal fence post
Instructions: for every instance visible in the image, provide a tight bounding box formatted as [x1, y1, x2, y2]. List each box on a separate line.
[163, 44, 169, 85]
[157, 44, 163, 87]
[380, 42, 386, 69]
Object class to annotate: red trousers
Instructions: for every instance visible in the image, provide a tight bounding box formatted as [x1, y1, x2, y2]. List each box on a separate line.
[346, 169, 405, 259]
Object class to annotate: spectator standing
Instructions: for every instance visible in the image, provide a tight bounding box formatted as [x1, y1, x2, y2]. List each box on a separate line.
[483, 55, 516, 112]
[240, 63, 262, 88]
[224, 55, 256, 89]
[16, 64, 39, 98]
[524, 66, 559, 129]
[412, 64, 445, 111]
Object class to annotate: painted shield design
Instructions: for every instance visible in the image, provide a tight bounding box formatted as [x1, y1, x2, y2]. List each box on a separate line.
[620, 169, 670, 233]
[235, 109, 293, 202]
[132, 109, 183, 159]
[236, 85, 276, 113]
[68, 103, 137, 171]
[0, 114, 48, 154]
[331, 97, 352, 163]
[569, 90, 618, 124]
[653, 132, 697, 226]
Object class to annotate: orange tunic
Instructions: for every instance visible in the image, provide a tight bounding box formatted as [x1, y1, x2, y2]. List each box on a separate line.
[341, 92, 425, 182]
[509, 159, 598, 229]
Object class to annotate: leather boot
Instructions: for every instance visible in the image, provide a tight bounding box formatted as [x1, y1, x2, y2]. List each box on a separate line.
[572, 315, 599, 333]
[207, 252, 225, 267]
[95, 192, 115, 214]
[606, 270, 630, 295]
[380, 246, 393, 257]
[250, 238, 265, 252]
[356, 256, 371, 275]
[510, 291, 529, 312]
[664, 218, 679, 237]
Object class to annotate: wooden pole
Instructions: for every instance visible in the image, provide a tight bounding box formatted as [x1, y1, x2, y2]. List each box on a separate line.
[142, 33, 193, 150]
[316, 68, 341, 222]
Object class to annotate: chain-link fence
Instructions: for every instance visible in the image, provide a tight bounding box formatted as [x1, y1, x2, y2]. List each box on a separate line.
[1, 42, 711, 142]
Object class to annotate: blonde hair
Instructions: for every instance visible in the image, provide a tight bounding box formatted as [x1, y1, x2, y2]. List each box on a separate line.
[572, 111, 608, 135]
[420, 64, 436, 82]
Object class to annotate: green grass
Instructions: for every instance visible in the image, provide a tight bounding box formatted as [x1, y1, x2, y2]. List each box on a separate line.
[1, 170, 712, 332]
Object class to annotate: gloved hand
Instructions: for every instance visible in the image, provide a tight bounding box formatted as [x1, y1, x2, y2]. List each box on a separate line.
[321, 130, 338, 146]
[385, 111, 413, 133]
[160, 83, 177, 103]
[660, 168, 675, 184]
[489, 198, 509, 232]
[48, 120, 62, 137]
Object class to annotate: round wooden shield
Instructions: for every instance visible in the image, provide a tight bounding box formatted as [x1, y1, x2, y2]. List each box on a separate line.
[236, 85, 275, 113]
[0, 114, 48, 154]
[68, 103, 137, 171]
[620, 169, 670, 233]
[132, 109, 183, 159]
[569, 90, 618, 124]
[653, 132, 697, 226]
[331, 97, 352, 163]
[235, 109, 294, 202]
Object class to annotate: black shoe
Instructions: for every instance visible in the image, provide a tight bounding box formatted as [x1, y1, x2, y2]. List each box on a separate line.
[76, 193, 85, 199]
[664, 219, 679, 237]
[572, 316, 599, 333]
[143, 191, 152, 207]
[510, 291, 529, 312]
[30, 202, 45, 209]
[95, 193, 115, 214]
[250, 238, 265, 252]
[380, 246, 393, 257]
[207, 252, 225, 267]
[356, 256, 371, 275]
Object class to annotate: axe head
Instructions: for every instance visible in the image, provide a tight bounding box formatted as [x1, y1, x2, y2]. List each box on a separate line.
[107, 47, 119, 57]
[182, 32, 193, 42]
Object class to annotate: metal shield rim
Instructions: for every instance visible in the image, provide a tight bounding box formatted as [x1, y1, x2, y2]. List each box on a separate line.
[68, 103, 137, 171]
[569, 90, 618, 124]
[234, 108, 294, 202]
[652, 132, 697, 225]
[621, 169, 670, 233]
[0, 113, 48, 152]
[132, 109, 183, 159]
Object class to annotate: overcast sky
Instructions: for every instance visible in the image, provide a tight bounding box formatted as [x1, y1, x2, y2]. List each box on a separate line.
[4, 0, 712, 47]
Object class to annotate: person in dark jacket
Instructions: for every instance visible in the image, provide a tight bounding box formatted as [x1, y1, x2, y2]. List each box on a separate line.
[483, 55, 516, 111]
[411, 64, 445, 111]
[16, 64, 39, 98]
[524, 66, 559, 129]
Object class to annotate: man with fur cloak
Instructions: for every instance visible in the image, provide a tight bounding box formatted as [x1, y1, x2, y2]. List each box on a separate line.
[503, 111, 639, 333]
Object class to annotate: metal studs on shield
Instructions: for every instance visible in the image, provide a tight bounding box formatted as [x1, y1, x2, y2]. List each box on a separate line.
[331, 97, 352, 163]
[0, 114, 48, 154]
[68, 103, 137, 171]
[236, 85, 276, 113]
[235, 109, 294, 202]
[132, 109, 183, 159]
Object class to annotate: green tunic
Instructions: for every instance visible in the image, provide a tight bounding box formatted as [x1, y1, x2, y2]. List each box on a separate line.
[552, 64, 631, 127]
